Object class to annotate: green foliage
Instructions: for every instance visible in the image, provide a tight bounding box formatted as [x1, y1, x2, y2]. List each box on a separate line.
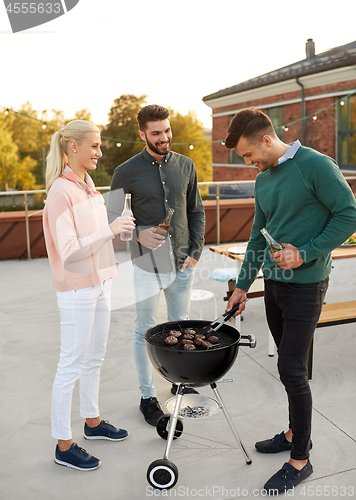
[6, 102, 62, 189]
[169, 109, 212, 196]
[66, 108, 92, 124]
[100, 94, 148, 176]
[0, 126, 19, 191]
[1, 97, 213, 192]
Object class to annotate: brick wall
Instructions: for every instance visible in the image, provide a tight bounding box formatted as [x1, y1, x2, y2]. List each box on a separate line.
[211, 78, 356, 181]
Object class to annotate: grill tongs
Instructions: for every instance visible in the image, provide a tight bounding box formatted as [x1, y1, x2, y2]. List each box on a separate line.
[202, 299, 249, 339]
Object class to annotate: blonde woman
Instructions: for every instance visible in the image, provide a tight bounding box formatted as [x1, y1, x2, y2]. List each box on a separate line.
[43, 120, 135, 471]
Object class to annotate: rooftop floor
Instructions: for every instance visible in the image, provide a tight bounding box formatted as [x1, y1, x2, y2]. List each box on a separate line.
[0, 245, 355, 499]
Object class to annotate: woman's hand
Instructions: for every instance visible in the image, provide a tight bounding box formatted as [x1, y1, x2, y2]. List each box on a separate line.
[109, 216, 135, 236]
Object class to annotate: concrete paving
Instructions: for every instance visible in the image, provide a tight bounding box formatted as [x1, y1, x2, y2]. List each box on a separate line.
[0, 245, 355, 500]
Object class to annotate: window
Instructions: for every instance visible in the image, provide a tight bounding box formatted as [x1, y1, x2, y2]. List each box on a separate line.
[229, 106, 284, 164]
[338, 95, 356, 170]
[228, 114, 244, 164]
[264, 106, 285, 141]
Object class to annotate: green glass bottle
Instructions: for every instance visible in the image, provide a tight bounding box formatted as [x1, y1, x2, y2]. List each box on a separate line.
[260, 227, 284, 253]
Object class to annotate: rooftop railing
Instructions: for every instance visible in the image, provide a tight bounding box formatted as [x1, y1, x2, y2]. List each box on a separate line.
[1, 177, 356, 259]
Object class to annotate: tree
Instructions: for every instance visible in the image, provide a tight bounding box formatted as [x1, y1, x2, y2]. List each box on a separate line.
[5, 103, 95, 189]
[169, 109, 212, 189]
[66, 108, 92, 123]
[0, 127, 19, 191]
[99, 96, 212, 194]
[0, 114, 38, 191]
[9, 102, 61, 187]
[100, 94, 148, 176]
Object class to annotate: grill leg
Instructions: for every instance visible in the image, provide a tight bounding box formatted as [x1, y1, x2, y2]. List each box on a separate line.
[210, 383, 252, 465]
[163, 384, 185, 461]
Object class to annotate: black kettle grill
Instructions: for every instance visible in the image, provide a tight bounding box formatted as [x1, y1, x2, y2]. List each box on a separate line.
[145, 316, 256, 490]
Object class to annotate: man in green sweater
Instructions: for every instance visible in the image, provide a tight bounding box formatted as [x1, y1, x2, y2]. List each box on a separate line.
[225, 108, 356, 494]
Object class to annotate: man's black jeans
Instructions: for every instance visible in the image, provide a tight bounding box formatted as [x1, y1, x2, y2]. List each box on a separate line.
[264, 276, 329, 460]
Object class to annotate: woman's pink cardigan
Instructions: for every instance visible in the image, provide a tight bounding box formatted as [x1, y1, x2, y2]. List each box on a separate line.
[43, 172, 117, 292]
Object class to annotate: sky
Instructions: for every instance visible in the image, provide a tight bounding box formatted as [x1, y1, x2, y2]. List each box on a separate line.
[1, 0, 356, 130]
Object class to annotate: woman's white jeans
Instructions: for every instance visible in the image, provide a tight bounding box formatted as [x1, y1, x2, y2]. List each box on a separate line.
[133, 265, 195, 399]
[52, 280, 112, 440]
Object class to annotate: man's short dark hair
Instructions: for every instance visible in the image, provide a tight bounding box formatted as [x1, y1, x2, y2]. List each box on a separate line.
[224, 108, 275, 149]
[137, 104, 170, 131]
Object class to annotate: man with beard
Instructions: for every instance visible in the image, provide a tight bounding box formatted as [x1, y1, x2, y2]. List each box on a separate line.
[107, 105, 205, 425]
[224, 108, 356, 494]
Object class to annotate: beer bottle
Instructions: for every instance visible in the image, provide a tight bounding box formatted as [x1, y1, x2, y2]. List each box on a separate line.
[260, 227, 284, 253]
[156, 208, 174, 236]
[120, 193, 134, 241]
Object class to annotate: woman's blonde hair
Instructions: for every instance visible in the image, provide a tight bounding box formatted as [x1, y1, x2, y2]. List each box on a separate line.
[45, 120, 99, 192]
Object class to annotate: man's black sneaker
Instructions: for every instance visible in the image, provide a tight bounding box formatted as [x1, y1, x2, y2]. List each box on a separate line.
[171, 384, 199, 395]
[140, 397, 164, 426]
[255, 431, 313, 453]
[84, 420, 128, 441]
[54, 443, 100, 471]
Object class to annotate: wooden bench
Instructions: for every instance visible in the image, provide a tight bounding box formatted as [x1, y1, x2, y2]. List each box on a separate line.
[307, 300, 356, 379]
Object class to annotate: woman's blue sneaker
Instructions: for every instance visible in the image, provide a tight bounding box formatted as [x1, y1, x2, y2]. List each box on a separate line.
[55, 443, 100, 471]
[84, 420, 128, 441]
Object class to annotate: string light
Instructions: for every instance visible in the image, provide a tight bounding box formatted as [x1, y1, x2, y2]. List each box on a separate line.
[1, 88, 355, 147]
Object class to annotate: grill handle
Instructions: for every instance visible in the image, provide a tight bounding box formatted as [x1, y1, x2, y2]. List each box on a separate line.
[239, 334, 256, 348]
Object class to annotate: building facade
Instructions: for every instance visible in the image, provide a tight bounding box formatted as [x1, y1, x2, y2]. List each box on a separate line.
[203, 39, 356, 183]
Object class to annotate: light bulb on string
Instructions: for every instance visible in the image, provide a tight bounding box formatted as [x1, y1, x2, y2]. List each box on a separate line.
[189, 143, 194, 150]
[312, 115, 317, 121]
[340, 100, 345, 106]
[283, 126, 289, 132]
[116, 142, 122, 147]
[4, 108, 9, 115]
[221, 141, 225, 146]
[42, 122, 47, 129]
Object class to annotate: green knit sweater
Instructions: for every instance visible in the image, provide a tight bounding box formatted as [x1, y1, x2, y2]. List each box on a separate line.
[237, 146, 356, 290]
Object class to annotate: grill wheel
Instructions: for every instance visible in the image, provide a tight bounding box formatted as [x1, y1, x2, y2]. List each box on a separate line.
[156, 414, 183, 440]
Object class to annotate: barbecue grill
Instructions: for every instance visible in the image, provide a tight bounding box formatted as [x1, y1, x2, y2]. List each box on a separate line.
[145, 318, 256, 490]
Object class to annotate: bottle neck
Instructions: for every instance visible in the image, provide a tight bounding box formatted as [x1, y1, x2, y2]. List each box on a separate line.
[261, 230, 274, 245]
[125, 196, 131, 211]
[163, 209, 174, 225]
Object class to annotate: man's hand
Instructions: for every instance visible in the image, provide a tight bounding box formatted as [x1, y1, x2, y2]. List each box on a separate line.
[272, 243, 304, 269]
[226, 288, 247, 318]
[179, 256, 198, 272]
[137, 228, 165, 250]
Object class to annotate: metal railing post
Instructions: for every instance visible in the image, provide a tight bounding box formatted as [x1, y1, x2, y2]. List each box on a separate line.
[216, 184, 220, 244]
[24, 193, 31, 260]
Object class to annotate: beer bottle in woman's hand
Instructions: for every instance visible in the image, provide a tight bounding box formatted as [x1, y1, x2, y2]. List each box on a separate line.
[120, 193, 134, 241]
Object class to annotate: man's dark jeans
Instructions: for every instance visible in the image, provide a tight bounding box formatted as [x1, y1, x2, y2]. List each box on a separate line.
[264, 276, 329, 460]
